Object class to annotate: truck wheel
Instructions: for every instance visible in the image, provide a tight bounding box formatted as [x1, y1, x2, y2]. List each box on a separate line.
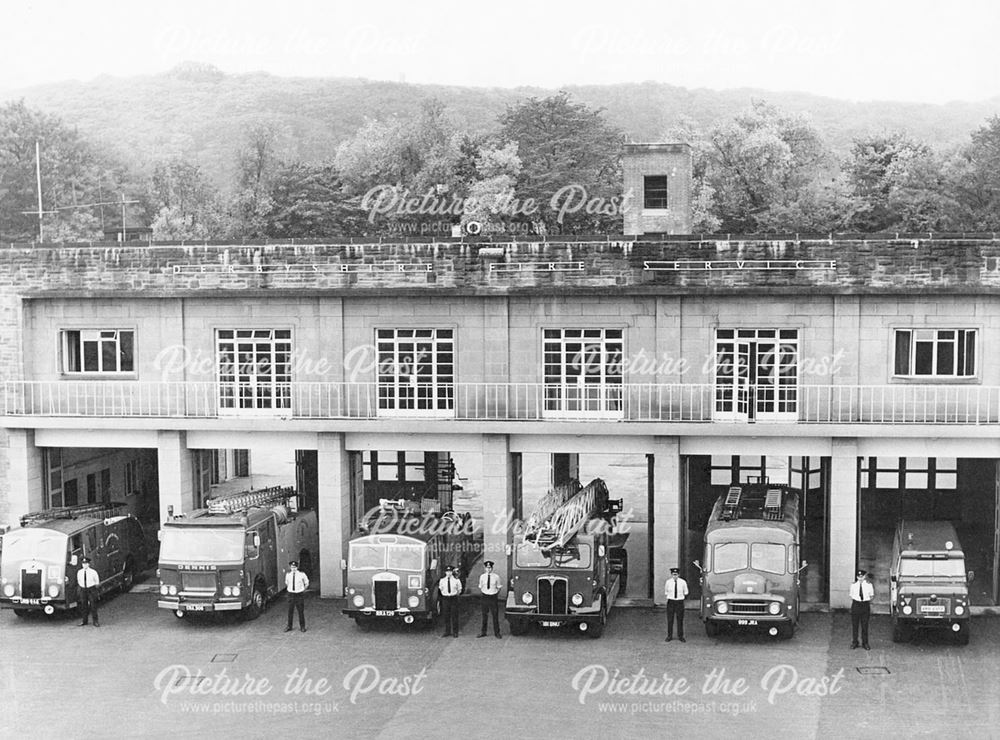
[354, 616, 372, 631]
[13, 609, 28, 618]
[586, 597, 608, 639]
[121, 560, 136, 593]
[508, 618, 529, 636]
[892, 623, 911, 643]
[705, 620, 720, 637]
[245, 584, 266, 621]
[778, 622, 795, 639]
[956, 623, 970, 646]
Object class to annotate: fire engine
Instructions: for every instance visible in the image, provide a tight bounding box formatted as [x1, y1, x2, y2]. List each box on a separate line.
[890, 520, 972, 644]
[156, 486, 318, 620]
[342, 498, 479, 629]
[0, 502, 148, 617]
[696, 479, 806, 639]
[505, 478, 629, 638]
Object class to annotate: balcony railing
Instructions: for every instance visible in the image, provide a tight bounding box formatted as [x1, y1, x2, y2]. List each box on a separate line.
[4, 381, 1000, 424]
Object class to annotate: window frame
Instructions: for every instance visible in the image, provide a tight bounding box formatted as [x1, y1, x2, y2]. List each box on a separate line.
[216, 328, 293, 414]
[374, 327, 456, 417]
[642, 175, 669, 210]
[541, 327, 624, 419]
[892, 328, 978, 381]
[60, 328, 136, 375]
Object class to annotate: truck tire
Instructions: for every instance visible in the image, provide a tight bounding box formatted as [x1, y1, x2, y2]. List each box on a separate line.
[121, 559, 136, 593]
[13, 609, 29, 618]
[891, 622, 911, 643]
[956, 623, 970, 646]
[705, 619, 720, 637]
[245, 583, 266, 621]
[354, 616, 372, 631]
[508, 618, 529, 636]
[778, 622, 795, 639]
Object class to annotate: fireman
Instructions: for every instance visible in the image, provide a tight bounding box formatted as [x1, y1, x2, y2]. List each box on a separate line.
[850, 569, 874, 650]
[664, 567, 688, 642]
[77, 557, 100, 627]
[284, 560, 309, 633]
[477, 560, 502, 639]
[439, 565, 462, 637]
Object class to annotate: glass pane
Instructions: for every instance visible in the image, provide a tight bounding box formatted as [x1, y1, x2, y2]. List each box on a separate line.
[914, 342, 933, 375]
[894, 331, 911, 375]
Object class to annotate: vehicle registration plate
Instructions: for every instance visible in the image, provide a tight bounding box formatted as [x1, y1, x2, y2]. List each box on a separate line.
[17, 598, 41, 605]
[186, 604, 205, 611]
[737, 619, 758, 626]
[541, 621, 561, 627]
[375, 610, 394, 616]
[921, 605, 946, 613]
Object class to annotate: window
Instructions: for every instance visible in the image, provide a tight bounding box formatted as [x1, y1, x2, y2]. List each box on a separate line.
[363, 451, 427, 483]
[751, 543, 786, 575]
[543, 328, 623, 416]
[44, 449, 63, 508]
[376, 329, 454, 414]
[643, 175, 669, 209]
[713, 543, 748, 573]
[63, 479, 79, 507]
[124, 460, 140, 496]
[62, 330, 134, 373]
[217, 329, 292, 411]
[714, 329, 798, 420]
[894, 329, 976, 377]
[860, 457, 958, 491]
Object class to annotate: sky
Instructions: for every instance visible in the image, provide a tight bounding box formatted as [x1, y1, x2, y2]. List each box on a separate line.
[3, 0, 998, 104]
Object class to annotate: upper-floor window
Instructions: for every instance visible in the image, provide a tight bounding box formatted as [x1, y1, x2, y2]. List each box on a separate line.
[543, 328, 623, 416]
[893, 329, 976, 377]
[62, 329, 134, 373]
[376, 328, 454, 415]
[217, 329, 292, 411]
[643, 175, 669, 209]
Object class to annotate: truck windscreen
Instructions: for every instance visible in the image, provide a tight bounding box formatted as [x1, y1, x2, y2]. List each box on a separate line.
[386, 544, 423, 571]
[0, 529, 67, 565]
[900, 558, 967, 577]
[713, 542, 787, 574]
[160, 528, 243, 563]
[515, 543, 592, 569]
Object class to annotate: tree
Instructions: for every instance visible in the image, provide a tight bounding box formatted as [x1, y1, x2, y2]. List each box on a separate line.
[228, 121, 282, 239]
[148, 158, 228, 240]
[846, 132, 932, 231]
[498, 92, 624, 233]
[267, 161, 368, 238]
[945, 116, 1000, 230]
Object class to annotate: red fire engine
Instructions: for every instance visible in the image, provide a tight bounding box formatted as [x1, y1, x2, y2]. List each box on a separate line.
[0, 502, 148, 617]
[506, 479, 629, 638]
[156, 486, 318, 619]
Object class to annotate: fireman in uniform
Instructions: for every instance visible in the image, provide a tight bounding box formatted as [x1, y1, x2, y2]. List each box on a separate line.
[477, 560, 502, 638]
[439, 565, 462, 637]
[664, 567, 688, 642]
[284, 560, 309, 633]
[850, 568, 874, 650]
[77, 557, 100, 627]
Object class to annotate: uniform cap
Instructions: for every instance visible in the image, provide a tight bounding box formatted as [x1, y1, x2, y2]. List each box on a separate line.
[670, 567, 679, 574]
[81, 557, 92, 564]
[289, 560, 299, 567]
[484, 560, 495, 567]
[445, 564, 454, 571]
[856, 569, 867, 577]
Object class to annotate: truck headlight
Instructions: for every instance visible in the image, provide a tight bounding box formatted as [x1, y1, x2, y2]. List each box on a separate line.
[717, 601, 728, 614]
[902, 605, 912, 615]
[47, 585, 60, 598]
[2, 584, 13, 597]
[160, 584, 168, 596]
[522, 592, 533, 605]
[168, 585, 177, 596]
[353, 595, 365, 607]
[768, 602, 781, 615]
[232, 586, 240, 597]
[223, 587, 232, 596]
[571, 593, 584, 606]
[408, 595, 420, 608]
[955, 605, 964, 616]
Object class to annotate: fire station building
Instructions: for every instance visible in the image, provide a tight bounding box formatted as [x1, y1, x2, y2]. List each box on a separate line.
[2, 146, 1000, 612]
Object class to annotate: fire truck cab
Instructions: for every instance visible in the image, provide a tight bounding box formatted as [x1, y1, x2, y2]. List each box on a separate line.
[156, 486, 318, 620]
[0, 502, 148, 617]
[505, 479, 629, 639]
[343, 499, 479, 628]
[890, 520, 972, 644]
[696, 479, 805, 639]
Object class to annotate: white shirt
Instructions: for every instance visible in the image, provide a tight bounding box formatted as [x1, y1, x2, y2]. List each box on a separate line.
[478, 571, 501, 596]
[77, 567, 99, 589]
[850, 579, 874, 602]
[285, 570, 309, 593]
[665, 576, 689, 600]
[439, 575, 461, 597]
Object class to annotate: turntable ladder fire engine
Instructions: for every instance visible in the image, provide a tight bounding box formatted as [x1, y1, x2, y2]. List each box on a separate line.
[522, 479, 582, 541]
[206, 486, 296, 515]
[20, 501, 129, 527]
[718, 481, 786, 522]
[527, 479, 614, 552]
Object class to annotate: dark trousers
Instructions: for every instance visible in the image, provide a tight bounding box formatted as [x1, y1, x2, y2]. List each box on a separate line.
[480, 595, 500, 635]
[79, 587, 99, 626]
[666, 599, 685, 638]
[441, 595, 460, 635]
[286, 593, 305, 629]
[851, 601, 870, 645]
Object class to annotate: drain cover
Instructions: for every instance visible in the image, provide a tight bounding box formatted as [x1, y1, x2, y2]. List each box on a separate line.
[174, 674, 208, 688]
[212, 653, 238, 663]
[856, 666, 890, 675]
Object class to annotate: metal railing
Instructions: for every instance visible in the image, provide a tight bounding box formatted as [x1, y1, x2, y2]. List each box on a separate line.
[3, 381, 1000, 424]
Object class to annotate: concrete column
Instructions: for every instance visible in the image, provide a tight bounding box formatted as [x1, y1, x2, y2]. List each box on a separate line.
[157, 430, 194, 525]
[651, 436, 682, 605]
[481, 434, 512, 584]
[829, 438, 859, 609]
[317, 432, 351, 598]
[4, 429, 44, 525]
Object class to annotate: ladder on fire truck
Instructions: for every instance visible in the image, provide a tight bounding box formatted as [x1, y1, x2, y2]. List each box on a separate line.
[20, 501, 129, 527]
[206, 486, 296, 515]
[719, 480, 786, 522]
[522, 479, 582, 541]
[526, 479, 613, 552]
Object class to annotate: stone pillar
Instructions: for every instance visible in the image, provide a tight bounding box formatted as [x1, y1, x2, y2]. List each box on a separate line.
[482, 434, 512, 585]
[5, 429, 44, 525]
[652, 436, 682, 605]
[156, 430, 194, 525]
[829, 438, 859, 609]
[317, 432, 351, 598]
